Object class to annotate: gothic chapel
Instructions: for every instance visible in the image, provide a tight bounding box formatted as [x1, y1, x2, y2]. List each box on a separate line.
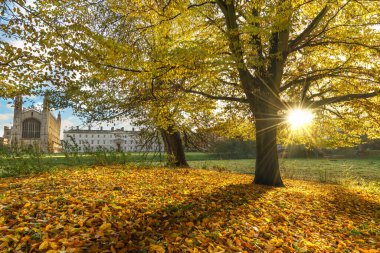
[7, 95, 61, 152]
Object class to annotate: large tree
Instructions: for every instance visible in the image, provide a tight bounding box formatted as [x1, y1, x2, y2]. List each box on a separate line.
[10, 0, 380, 186]
[180, 0, 379, 186]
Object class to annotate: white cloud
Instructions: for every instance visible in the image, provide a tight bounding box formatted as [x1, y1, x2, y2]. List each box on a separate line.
[60, 116, 83, 139]
[0, 113, 13, 121]
[0, 99, 14, 110]
[25, 95, 37, 100]
[0, 114, 13, 136]
[61, 118, 76, 130]
[34, 102, 43, 111]
[10, 40, 26, 49]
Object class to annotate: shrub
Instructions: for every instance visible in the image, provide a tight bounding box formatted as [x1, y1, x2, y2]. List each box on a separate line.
[210, 139, 256, 159]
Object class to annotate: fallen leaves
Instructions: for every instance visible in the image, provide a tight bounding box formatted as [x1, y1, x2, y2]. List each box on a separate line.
[0, 165, 379, 252]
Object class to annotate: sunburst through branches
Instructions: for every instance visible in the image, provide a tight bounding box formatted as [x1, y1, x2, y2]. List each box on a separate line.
[286, 108, 315, 131]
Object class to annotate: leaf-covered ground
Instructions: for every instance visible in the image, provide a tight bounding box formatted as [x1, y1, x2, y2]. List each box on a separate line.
[0, 166, 378, 252]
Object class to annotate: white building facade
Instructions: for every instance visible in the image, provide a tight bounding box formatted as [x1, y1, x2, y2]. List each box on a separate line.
[63, 127, 159, 152]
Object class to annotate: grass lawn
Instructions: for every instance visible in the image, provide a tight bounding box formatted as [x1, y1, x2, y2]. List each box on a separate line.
[0, 152, 213, 170]
[1, 152, 379, 191]
[190, 158, 380, 184]
[0, 166, 378, 252]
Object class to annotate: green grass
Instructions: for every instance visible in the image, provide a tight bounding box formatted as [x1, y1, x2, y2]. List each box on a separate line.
[190, 158, 380, 180]
[0, 151, 216, 169]
[1, 151, 379, 192]
[190, 158, 380, 193]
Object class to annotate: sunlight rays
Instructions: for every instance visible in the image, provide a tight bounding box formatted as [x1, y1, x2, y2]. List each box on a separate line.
[287, 108, 314, 130]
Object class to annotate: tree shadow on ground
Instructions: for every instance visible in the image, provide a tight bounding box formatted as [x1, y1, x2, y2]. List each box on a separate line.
[113, 182, 379, 252]
[100, 183, 272, 252]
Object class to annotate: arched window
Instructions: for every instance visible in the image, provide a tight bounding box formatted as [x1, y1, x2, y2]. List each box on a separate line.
[22, 118, 41, 139]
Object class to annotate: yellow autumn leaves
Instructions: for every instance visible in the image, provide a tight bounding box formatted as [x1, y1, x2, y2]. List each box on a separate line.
[0, 166, 379, 252]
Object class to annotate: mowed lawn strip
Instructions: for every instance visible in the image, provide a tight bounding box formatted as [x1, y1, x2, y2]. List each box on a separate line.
[190, 158, 380, 183]
[0, 166, 378, 252]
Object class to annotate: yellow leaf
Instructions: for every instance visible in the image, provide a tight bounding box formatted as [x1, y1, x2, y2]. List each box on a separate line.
[111, 203, 122, 209]
[149, 244, 165, 253]
[99, 222, 112, 231]
[39, 240, 49, 250]
[102, 205, 109, 211]
[21, 235, 30, 242]
[50, 242, 59, 250]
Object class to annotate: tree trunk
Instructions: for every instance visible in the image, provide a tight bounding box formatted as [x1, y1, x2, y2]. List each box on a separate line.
[160, 127, 189, 167]
[252, 97, 284, 187]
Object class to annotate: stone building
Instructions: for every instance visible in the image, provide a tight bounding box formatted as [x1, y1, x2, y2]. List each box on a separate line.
[5, 95, 62, 152]
[63, 127, 161, 152]
[1, 126, 11, 148]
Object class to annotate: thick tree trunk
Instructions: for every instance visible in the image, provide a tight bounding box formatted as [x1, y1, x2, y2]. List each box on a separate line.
[252, 97, 284, 187]
[160, 127, 189, 167]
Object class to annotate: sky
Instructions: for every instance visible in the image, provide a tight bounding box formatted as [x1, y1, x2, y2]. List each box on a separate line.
[0, 96, 134, 139]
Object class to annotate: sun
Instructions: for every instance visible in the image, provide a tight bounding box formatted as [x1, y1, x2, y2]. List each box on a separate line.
[287, 108, 314, 130]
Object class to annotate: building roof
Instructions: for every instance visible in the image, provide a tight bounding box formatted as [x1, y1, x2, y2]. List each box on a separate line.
[64, 128, 137, 134]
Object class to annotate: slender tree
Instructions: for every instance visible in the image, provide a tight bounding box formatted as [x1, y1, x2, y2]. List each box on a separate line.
[29, 0, 218, 167]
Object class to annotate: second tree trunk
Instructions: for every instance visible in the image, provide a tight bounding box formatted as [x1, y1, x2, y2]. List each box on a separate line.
[160, 127, 189, 167]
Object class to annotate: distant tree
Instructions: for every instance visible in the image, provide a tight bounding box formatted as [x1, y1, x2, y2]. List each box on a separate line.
[212, 138, 256, 159]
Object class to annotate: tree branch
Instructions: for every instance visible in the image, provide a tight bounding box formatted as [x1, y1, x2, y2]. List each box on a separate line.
[301, 79, 311, 102]
[0, 54, 26, 66]
[293, 40, 380, 53]
[216, 0, 256, 95]
[188, 1, 216, 9]
[183, 88, 248, 103]
[250, 8, 264, 68]
[311, 91, 379, 107]
[280, 72, 331, 92]
[102, 63, 145, 73]
[289, 6, 329, 51]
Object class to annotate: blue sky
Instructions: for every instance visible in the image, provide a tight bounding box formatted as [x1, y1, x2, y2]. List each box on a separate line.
[0, 96, 133, 139]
